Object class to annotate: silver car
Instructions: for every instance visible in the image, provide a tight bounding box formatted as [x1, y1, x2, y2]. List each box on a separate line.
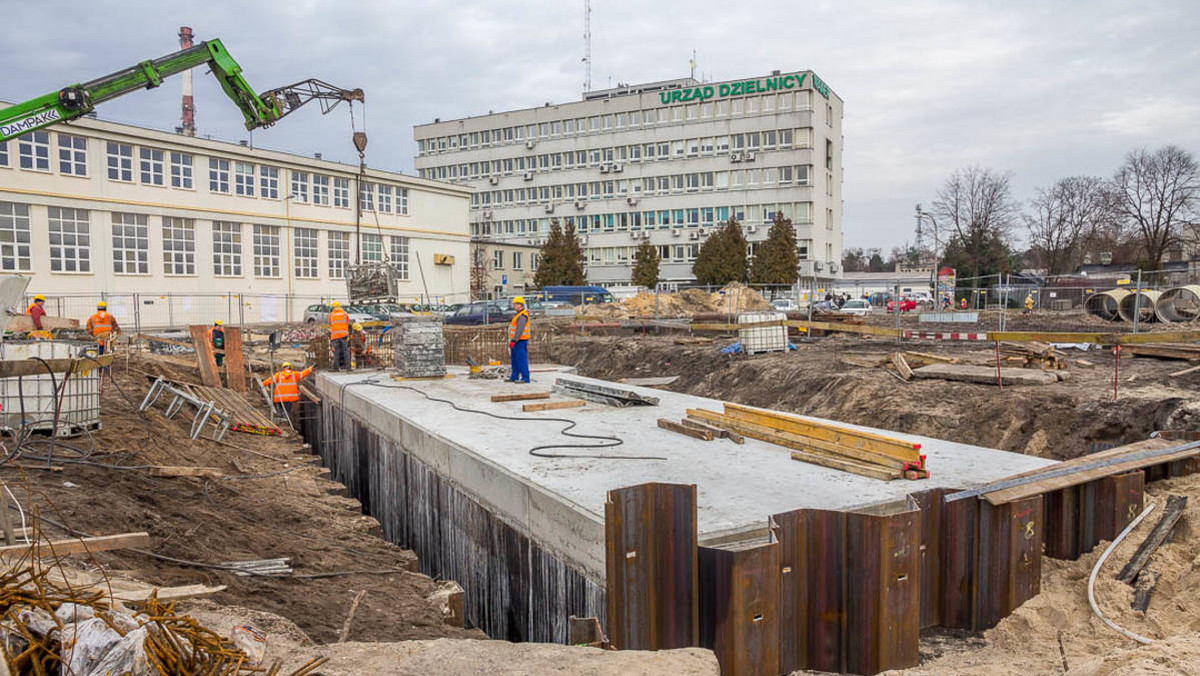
[302, 303, 376, 325]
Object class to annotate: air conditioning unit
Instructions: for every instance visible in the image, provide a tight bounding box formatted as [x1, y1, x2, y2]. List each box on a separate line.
[574, 200, 586, 209]
[743, 152, 756, 162]
[814, 260, 824, 271]
[671, 228, 681, 237]
[482, 210, 493, 220]
[544, 203, 555, 214]
[599, 163, 611, 174]
[688, 232, 699, 240]
[747, 225, 758, 234]
[828, 261, 839, 273]
[697, 228, 707, 236]
[626, 196, 639, 206]
[729, 152, 743, 162]
[523, 172, 533, 181]
[488, 176, 499, 185]
[580, 236, 588, 245]
[630, 231, 641, 239]
[525, 140, 536, 150]
[611, 163, 624, 173]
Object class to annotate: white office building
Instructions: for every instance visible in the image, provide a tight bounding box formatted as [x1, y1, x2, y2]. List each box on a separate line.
[0, 107, 471, 328]
[414, 70, 843, 286]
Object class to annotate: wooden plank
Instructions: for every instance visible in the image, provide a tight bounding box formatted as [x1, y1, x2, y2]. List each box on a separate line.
[491, 392, 552, 402]
[0, 532, 151, 558]
[189, 324, 221, 387]
[1168, 364, 1200, 378]
[523, 399, 586, 412]
[148, 466, 224, 478]
[111, 584, 228, 604]
[1123, 345, 1200, 361]
[842, 357, 886, 368]
[904, 351, 959, 364]
[684, 416, 745, 444]
[298, 385, 321, 403]
[223, 326, 247, 392]
[1131, 570, 1159, 612]
[0, 354, 114, 379]
[722, 403, 922, 462]
[658, 418, 713, 441]
[791, 450, 901, 481]
[784, 320, 902, 339]
[1117, 494, 1187, 584]
[687, 409, 911, 469]
[892, 353, 913, 381]
[911, 363, 1059, 386]
[618, 376, 680, 387]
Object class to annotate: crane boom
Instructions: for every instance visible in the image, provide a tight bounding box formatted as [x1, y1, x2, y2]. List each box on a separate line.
[0, 39, 362, 143]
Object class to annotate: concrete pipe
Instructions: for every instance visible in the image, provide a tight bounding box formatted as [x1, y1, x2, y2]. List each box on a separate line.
[1117, 289, 1161, 323]
[1084, 288, 1130, 321]
[1156, 285, 1200, 322]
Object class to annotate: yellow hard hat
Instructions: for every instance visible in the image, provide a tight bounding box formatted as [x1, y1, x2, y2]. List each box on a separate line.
[282, 361, 293, 369]
[512, 296, 525, 305]
[352, 322, 363, 331]
[214, 319, 223, 326]
[33, 294, 45, 302]
[97, 301, 107, 309]
[331, 301, 342, 308]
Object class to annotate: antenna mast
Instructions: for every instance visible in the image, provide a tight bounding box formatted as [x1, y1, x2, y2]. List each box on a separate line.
[582, 0, 592, 93]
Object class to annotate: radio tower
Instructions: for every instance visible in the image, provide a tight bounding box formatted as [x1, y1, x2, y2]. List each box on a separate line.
[582, 0, 591, 93]
[178, 27, 196, 136]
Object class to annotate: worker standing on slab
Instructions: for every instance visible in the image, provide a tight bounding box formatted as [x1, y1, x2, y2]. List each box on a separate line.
[349, 322, 372, 369]
[262, 361, 313, 418]
[86, 301, 119, 354]
[329, 301, 351, 370]
[209, 320, 226, 367]
[507, 296, 531, 384]
[26, 294, 46, 330]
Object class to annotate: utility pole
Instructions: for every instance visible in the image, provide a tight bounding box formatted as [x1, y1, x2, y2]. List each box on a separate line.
[582, 0, 592, 93]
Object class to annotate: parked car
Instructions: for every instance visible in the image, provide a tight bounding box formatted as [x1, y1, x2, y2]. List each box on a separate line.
[886, 298, 918, 313]
[444, 302, 513, 326]
[840, 299, 872, 316]
[303, 304, 376, 325]
[540, 285, 615, 305]
[770, 298, 800, 313]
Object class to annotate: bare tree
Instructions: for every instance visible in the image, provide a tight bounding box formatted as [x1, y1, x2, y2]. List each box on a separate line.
[1025, 176, 1112, 275]
[1110, 145, 1199, 268]
[931, 166, 1020, 281]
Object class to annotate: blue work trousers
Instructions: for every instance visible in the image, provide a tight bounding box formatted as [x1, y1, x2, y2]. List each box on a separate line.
[509, 340, 530, 382]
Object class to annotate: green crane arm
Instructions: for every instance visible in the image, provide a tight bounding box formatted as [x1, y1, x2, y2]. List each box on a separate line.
[0, 39, 362, 143]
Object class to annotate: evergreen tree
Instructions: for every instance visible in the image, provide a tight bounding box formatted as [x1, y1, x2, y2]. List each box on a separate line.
[534, 219, 587, 287]
[692, 218, 749, 286]
[750, 214, 799, 285]
[631, 238, 661, 288]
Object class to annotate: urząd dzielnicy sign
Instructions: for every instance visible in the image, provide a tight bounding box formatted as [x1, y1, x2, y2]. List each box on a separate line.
[659, 72, 830, 105]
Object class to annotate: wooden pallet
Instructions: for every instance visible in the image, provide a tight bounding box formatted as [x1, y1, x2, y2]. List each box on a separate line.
[186, 384, 282, 436]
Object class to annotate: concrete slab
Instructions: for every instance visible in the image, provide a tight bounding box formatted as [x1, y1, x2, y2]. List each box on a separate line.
[315, 367, 1056, 567]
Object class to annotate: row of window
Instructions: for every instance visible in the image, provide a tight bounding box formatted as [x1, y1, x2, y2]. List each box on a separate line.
[0, 202, 409, 280]
[0, 133, 410, 215]
[490, 249, 539, 271]
[418, 91, 817, 155]
[419, 128, 813, 182]
[469, 165, 814, 208]
[586, 239, 815, 267]
[472, 202, 814, 238]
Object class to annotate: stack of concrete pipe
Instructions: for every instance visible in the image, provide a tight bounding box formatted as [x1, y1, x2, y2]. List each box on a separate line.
[1084, 286, 1200, 322]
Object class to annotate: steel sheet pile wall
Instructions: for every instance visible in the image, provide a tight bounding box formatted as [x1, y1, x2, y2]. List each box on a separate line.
[308, 400, 603, 643]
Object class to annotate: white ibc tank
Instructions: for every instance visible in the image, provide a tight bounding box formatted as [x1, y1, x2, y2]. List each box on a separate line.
[738, 311, 788, 355]
[0, 340, 102, 435]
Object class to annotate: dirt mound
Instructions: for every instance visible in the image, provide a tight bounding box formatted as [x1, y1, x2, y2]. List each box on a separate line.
[617, 283, 771, 318]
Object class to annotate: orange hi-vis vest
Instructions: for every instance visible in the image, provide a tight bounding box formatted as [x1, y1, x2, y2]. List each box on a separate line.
[262, 366, 313, 403]
[26, 303, 38, 315]
[509, 309, 531, 341]
[87, 311, 114, 339]
[329, 308, 350, 339]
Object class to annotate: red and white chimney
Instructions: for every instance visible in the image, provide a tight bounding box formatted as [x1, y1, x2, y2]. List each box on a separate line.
[179, 26, 196, 136]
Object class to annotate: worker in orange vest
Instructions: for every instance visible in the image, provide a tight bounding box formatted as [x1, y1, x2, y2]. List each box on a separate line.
[26, 294, 47, 331]
[349, 322, 372, 369]
[86, 301, 120, 354]
[261, 361, 314, 418]
[507, 296, 531, 384]
[329, 301, 351, 370]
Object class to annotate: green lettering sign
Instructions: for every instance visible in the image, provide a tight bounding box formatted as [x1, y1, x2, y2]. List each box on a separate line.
[658, 71, 825, 105]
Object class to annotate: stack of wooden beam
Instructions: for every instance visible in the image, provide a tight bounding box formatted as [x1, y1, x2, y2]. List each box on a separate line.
[998, 341, 1068, 370]
[684, 403, 927, 481]
[1123, 343, 1200, 362]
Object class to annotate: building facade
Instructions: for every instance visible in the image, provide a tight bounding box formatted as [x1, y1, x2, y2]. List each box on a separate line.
[470, 240, 540, 300]
[414, 70, 843, 286]
[0, 109, 471, 327]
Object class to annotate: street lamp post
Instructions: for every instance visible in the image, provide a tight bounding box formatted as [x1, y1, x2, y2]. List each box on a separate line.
[915, 204, 942, 305]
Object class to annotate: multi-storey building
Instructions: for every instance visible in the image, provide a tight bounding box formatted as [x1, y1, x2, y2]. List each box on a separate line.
[414, 70, 843, 285]
[0, 107, 471, 326]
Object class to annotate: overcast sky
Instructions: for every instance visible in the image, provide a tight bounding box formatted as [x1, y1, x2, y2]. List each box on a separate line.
[3, 1, 1198, 251]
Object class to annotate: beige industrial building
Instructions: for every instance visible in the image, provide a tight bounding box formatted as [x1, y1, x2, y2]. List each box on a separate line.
[414, 70, 844, 285]
[0, 108, 471, 328]
[470, 240, 541, 299]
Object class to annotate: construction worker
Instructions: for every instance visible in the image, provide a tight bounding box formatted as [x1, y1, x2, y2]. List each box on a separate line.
[960, 298, 968, 310]
[86, 301, 119, 354]
[329, 301, 350, 370]
[261, 361, 313, 418]
[349, 322, 372, 369]
[1024, 294, 1035, 314]
[209, 320, 226, 367]
[26, 294, 46, 331]
[507, 296, 531, 384]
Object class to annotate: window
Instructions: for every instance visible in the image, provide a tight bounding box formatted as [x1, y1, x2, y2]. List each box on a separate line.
[493, 249, 504, 269]
[111, 213, 149, 274]
[294, 227, 318, 278]
[138, 147, 164, 185]
[531, 253, 539, 270]
[170, 152, 193, 188]
[0, 141, 8, 166]
[162, 217, 196, 275]
[328, 231, 350, 278]
[57, 134, 87, 176]
[0, 202, 32, 271]
[259, 166, 279, 199]
[378, 184, 392, 213]
[233, 162, 254, 196]
[359, 183, 374, 211]
[390, 236, 409, 279]
[288, 170, 308, 203]
[47, 207, 90, 273]
[19, 131, 51, 172]
[313, 175, 330, 206]
[360, 233, 383, 263]
[106, 142, 132, 180]
[212, 221, 243, 276]
[208, 158, 230, 193]
[398, 188, 409, 215]
[826, 139, 834, 170]
[253, 224, 281, 277]
[333, 177, 350, 207]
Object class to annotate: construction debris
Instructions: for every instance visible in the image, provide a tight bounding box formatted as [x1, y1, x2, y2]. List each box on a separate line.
[658, 418, 713, 441]
[552, 378, 660, 407]
[0, 532, 151, 559]
[1117, 494, 1188, 585]
[1123, 343, 1200, 361]
[999, 341, 1069, 370]
[218, 558, 294, 577]
[491, 392, 552, 402]
[522, 399, 587, 412]
[911, 363, 1064, 385]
